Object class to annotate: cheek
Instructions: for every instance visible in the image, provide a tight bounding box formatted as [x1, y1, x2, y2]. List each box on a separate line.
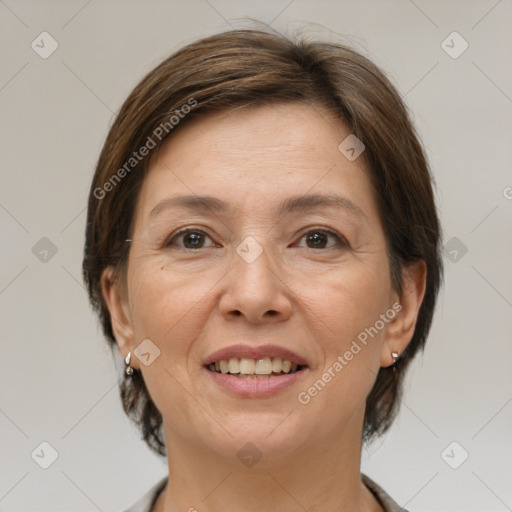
[294, 259, 392, 408]
[301, 260, 392, 346]
[127, 262, 219, 354]
[125, 263, 217, 431]
[295, 307, 387, 429]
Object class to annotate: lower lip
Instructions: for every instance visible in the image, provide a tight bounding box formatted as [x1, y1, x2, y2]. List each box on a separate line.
[204, 367, 308, 398]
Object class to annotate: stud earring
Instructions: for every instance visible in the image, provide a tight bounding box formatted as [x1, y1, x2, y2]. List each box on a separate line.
[391, 351, 399, 365]
[125, 352, 134, 376]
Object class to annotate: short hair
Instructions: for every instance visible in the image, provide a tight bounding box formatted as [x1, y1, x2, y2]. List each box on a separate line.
[83, 28, 442, 456]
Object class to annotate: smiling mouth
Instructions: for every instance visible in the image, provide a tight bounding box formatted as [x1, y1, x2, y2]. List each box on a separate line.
[206, 356, 306, 379]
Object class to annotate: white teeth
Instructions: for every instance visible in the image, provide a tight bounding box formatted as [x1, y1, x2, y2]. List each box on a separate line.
[219, 360, 229, 374]
[272, 357, 283, 373]
[255, 357, 272, 375]
[239, 358, 256, 374]
[208, 356, 302, 376]
[228, 357, 240, 373]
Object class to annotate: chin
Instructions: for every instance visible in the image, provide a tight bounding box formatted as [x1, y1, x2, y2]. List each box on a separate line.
[198, 410, 314, 464]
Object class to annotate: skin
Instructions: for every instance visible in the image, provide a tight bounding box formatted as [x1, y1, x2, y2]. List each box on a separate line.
[102, 103, 426, 512]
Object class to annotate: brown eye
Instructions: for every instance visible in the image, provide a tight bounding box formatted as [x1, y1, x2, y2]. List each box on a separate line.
[298, 229, 347, 249]
[306, 231, 328, 248]
[165, 229, 216, 250]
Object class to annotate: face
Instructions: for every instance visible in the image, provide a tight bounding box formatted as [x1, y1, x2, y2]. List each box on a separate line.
[104, 103, 418, 464]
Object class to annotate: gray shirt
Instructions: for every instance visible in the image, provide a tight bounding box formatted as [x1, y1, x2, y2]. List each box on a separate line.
[121, 474, 408, 512]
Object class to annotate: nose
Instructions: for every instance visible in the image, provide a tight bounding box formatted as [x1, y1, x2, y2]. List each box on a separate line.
[218, 244, 293, 324]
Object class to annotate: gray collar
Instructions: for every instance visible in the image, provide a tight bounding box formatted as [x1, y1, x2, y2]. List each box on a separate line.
[122, 473, 408, 512]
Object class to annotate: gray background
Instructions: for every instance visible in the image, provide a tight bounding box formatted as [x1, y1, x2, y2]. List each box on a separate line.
[1, 1, 511, 510]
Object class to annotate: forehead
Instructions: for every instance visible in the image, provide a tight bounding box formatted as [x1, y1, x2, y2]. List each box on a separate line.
[135, 103, 378, 223]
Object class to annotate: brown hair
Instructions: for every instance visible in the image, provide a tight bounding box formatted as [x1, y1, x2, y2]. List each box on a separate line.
[83, 28, 442, 456]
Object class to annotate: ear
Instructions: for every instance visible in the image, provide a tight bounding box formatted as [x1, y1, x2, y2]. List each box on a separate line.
[380, 260, 427, 367]
[101, 266, 139, 371]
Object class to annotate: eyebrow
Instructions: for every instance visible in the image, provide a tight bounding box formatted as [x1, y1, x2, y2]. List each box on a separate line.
[149, 193, 367, 220]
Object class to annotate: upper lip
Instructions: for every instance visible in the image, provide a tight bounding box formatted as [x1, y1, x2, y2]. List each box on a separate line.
[203, 344, 308, 367]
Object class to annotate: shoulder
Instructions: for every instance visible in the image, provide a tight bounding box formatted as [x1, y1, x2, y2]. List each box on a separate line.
[121, 476, 168, 512]
[361, 473, 409, 512]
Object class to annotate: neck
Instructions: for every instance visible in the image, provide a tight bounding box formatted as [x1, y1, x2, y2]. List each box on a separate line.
[154, 410, 383, 512]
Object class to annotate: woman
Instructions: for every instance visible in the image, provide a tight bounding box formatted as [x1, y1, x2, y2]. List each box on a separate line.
[83, 28, 442, 512]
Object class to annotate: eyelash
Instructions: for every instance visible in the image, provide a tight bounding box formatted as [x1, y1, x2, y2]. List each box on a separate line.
[164, 227, 349, 250]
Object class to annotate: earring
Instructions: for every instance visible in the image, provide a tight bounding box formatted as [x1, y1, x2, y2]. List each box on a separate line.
[391, 351, 399, 365]
[125, 352, 134, 376]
